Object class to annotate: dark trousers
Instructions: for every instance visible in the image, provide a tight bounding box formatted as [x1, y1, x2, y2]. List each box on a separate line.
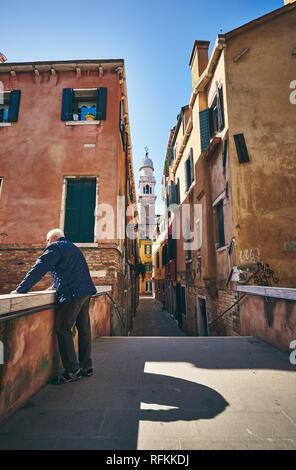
[55, 295, 92, 373]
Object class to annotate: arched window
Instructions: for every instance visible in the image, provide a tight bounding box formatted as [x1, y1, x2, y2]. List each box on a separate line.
[146, 184, 150, 194]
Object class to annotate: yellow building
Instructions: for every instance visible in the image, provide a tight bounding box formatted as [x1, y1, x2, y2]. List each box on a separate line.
[138, 240, 153, 294]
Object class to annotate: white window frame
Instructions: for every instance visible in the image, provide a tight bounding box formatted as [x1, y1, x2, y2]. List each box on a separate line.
[66, 88, 101, 126]
[0, 91, 12, 127]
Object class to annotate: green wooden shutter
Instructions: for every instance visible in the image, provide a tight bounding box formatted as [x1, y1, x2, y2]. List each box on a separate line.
[189, 148, 194, 184]
[234, 133, 250, 163]
[217, 200, 225, 247]
[184, 159, 189, 191]
[199, 108, 213, 152]
[64, 178, 96, 242]
[8, 90, 21, 122]
[216, 82, 224, 132]
[61, 88, 73, 121]
[96, 87, 107, 120]
[167, 147, 173, 166]
[177, 178, 180, 204]
[222, 139, 228, 168]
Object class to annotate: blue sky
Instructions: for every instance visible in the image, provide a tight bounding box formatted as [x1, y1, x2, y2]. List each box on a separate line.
[1, 0, 283, 212]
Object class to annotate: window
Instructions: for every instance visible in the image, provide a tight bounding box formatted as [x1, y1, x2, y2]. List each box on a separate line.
[0, 90, 21, 123]
[174, 143, 178, 160]
[0, 178, 3, 199]
[168, 234, 176, 260]
[215, 199, 225, 248]
[64, 178, 97, 243]
[119, 101, 125, 148]
[144, 184, 152, 195]
[145, 262, 152, 273]
[233, 134, 250, 163]
[185, 217, 192, 261]
[197, 297, 208, 336]
[167, 147, 173, 166]
[199, 84, 224, 151]
[144, 244, 151, 255]
[211, 83, 225, 134]
[156, 252, 160, 268]
[162, 244, 168, 266]
[168, 180, 180, 205]
[61, 87, 107, 121]
[145, 281, 152, 293]
[184, 148, 194, 191]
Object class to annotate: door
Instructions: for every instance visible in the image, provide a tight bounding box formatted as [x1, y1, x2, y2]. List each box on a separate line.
[197, 297, 208, 336]
[64, 178, 96, 242]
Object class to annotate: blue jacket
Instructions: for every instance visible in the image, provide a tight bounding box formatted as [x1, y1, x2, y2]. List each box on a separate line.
[16, 237, 97, 304]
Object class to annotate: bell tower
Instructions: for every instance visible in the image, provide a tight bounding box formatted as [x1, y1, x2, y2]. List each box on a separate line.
[138, 147, 157, 239]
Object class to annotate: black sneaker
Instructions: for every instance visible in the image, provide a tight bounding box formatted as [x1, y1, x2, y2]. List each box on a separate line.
[81, 367, 93, 377]
[52, 369, 82, 385]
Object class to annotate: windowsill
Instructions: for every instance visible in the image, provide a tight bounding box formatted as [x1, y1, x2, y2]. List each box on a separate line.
[0, 122, 12, 127]
[216, 245, 228, 253]
[74, 243, 98, 248]
[185, 180, 195, 196]
[65, 120, 101, 126]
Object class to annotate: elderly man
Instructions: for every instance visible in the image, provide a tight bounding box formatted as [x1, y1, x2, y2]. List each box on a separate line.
[11, 228, 97, 384]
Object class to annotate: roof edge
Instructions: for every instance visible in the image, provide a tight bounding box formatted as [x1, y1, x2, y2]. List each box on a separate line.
[224, 1, 296, 41]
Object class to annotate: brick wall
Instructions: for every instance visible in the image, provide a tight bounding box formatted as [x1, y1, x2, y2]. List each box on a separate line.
[216, 288, 240, 336]
[0, 244, 128, 321]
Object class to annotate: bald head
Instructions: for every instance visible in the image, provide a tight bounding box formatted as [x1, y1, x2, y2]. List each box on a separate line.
[46, 229, 65, 245]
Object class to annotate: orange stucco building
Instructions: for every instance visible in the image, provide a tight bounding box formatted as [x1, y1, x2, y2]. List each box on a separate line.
[0, 58, 138, 331]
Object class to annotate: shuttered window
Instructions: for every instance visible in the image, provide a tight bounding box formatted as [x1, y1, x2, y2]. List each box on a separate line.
[119, 101, 125, 148]
[61, 88, 107, 121]
[222, 139, 228, 168]
[216, 200, 225, 248]
[199, 108, 214, 152]
[234, 133, 250, 163]
[64, 178, 96, 243]
[0, 90, 21, 123]
[167, 147, 173, 166]
[216, 82, 224, 132]
[184, 148, 194, 191]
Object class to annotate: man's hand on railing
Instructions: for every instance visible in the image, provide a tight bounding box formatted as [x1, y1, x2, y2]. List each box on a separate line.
[10, 290, 20, 294]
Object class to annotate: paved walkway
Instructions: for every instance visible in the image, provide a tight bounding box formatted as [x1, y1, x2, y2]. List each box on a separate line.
[0, 298, 295, 450]
[131, 296, 185, 336]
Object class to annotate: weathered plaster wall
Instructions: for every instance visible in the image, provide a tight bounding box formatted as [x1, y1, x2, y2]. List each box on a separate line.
[225, 10, 296, 287]
[0, 70, 122, 244]
[240, 294, 296, 352]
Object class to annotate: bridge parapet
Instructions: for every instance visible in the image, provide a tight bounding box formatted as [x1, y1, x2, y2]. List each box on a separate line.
[0, 286, 113, 423]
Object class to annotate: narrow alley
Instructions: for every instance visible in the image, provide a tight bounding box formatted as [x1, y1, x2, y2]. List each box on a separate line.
[0, 296, 295, 450]
[131, 296, 186, 337]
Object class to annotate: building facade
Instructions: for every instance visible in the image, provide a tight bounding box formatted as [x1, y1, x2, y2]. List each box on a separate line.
[0, 58, 138, 333]
[158, 1, 296, 336]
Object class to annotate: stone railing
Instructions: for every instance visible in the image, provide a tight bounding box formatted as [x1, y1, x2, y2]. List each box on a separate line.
[237, 285, 296, 353]
[0, 286, 118, 423]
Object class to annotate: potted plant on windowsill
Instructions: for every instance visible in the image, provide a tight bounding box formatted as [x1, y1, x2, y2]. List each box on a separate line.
[85, 113, 95, 121]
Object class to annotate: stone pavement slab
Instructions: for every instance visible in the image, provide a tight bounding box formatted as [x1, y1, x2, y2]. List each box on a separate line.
[0, 335, 295, 450]
[131, 297, 186, 336]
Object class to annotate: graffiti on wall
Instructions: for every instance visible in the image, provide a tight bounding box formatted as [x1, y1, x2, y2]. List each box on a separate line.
[239, 248, 260, 264]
